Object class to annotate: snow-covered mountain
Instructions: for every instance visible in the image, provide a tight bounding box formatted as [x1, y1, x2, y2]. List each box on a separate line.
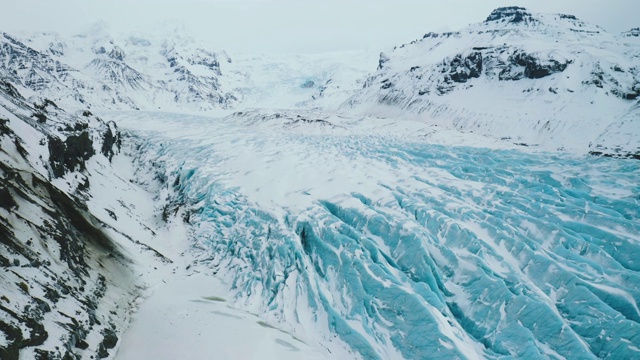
[1, 24, 237, 113]
[7, 8, 637, 157]
[345, 7, 640, 156]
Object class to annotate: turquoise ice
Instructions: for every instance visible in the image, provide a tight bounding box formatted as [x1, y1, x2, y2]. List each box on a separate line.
[119, 111, 640, 359]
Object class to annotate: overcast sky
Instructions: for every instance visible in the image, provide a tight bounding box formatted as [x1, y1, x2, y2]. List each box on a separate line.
[2, 0, 638, 53]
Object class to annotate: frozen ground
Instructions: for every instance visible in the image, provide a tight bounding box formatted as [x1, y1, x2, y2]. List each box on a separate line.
[116, 273, 328, 360]
[109, 110, 640, 359]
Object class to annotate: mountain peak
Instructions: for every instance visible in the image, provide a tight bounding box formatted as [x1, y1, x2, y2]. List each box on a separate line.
[483, 7, 595, 31]
[484, 6, 534, 24]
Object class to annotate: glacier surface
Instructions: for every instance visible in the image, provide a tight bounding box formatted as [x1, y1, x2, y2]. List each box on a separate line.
[113, 111, 640, 359]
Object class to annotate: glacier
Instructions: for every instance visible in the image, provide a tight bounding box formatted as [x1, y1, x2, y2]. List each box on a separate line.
[112, 110, 640, 359]
[2, 5, 640, 359]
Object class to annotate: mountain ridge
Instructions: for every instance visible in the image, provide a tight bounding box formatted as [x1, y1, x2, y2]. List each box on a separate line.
[342, 7, 640, 156]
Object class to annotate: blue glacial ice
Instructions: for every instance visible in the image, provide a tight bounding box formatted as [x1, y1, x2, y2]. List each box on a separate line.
[116, 111, 640, 359]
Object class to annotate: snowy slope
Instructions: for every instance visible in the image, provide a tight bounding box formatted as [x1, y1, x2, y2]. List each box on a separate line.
[3, 24, 237, 113]
[0, 80, 180, 358]
[116, 273, 330, 360]
[345, 7, 640, 156]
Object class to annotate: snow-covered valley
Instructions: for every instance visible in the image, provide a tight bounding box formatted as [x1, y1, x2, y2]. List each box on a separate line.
[1, 5, 640, 360]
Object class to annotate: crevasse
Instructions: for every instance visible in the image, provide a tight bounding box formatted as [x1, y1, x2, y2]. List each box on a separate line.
[120, 111, 640, 359]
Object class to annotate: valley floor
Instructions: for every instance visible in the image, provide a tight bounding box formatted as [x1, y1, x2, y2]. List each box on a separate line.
[116, 272, 327, 360]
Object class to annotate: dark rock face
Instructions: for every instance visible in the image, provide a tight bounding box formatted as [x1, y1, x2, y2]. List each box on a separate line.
[485, 7, 533, 24]
[98, 327, 119, 358]
[0, 185, 17, 211]
[1, 31, 237, 112]
[48, 41, 64, 56]
[192, 54, 221, 74]
[559, 14, 578, 20]
[500, 51, 570, 80]
[100, 121, 121, 161]
[447, 52, 483, 83]
[87, 58, 150, 92]
[48, 131, 95, 178]
[0, 303, 49, 360]
[624, 90, 640, 100]
[589, 149, 640, 160]
[161, 47, 238, 108]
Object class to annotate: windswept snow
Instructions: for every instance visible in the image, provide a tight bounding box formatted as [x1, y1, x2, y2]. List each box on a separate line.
[116, 273, 328, 360]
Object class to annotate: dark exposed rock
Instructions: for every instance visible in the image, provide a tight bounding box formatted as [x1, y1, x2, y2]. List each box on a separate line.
[62, 122, 88, 132]
[101, 328, 118, 349]
[0, 304, 49, 359]
[48, 41, 64, 57]
[100, 121, 121, 162]
[192, 55, 221, 74]
[0, 185, 18, 211]
[75, 339, 89, 350]
[32, 112, 47, 123]
[0, 82, 133, 359]
[47, 131, 95, 178]
[43, 286, 61, 303]
[97, 327, 118, 358]
[485, 7, 533, 24]
[447, 52, 483, 83]
[33, 99, 58, 112]
[500, 51, 570, 80]
[0, 117, 10, 136]
[622, 28, 640, 37]
[589, 151, 640, 160]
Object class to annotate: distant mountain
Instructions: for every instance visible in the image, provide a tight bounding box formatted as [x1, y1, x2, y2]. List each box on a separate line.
[1, 25, 237, 113]
[345, 7, 640, 156]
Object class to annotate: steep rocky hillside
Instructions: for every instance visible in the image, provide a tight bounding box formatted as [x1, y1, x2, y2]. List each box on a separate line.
[0, 81, 170, 359]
